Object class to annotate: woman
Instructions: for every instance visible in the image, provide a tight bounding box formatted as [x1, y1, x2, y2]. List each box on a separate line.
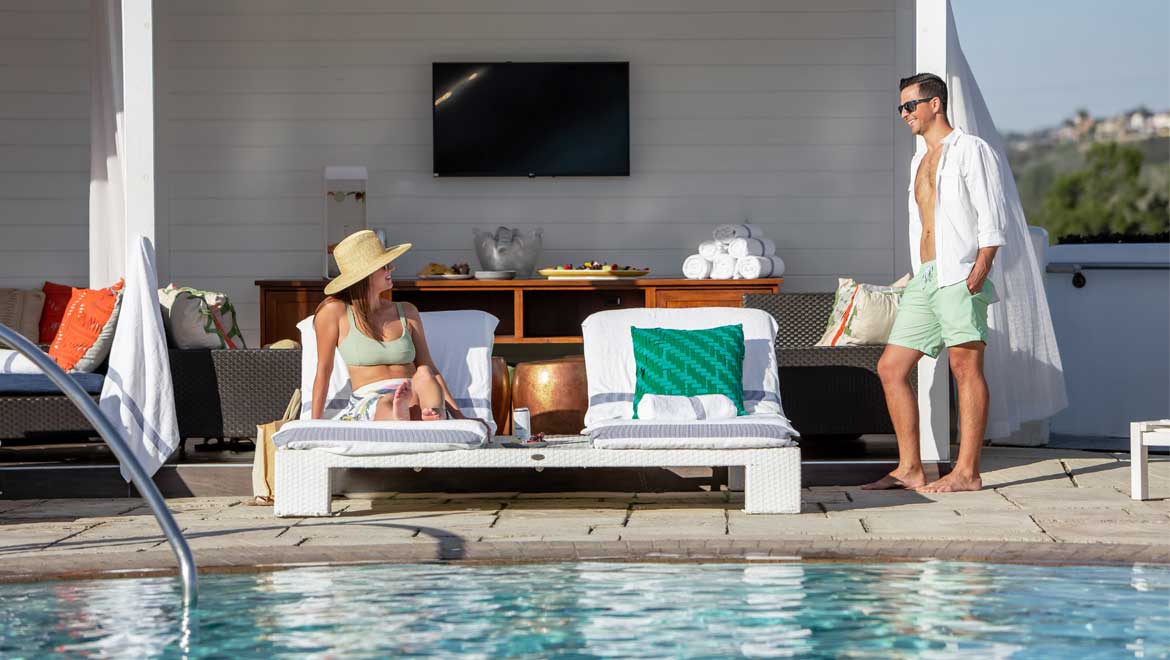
[312, 230, 463, 422]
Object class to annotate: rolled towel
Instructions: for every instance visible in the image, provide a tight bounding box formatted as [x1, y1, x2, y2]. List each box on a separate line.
[637, 393, 739, 421]
[682, 254, 712, 280]
[735, 255, 786, 279]
[710, 253, 737, 280]
[697, 240, 726, 260]
[713, 223, 762, 242]
[728, 237, 775, 258]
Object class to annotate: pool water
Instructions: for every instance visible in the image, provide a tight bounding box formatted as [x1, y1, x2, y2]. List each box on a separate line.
[1, 561, 1166, 658]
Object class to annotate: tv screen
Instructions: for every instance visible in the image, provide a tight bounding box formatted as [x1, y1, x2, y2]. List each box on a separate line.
[432, 62, 630, 177]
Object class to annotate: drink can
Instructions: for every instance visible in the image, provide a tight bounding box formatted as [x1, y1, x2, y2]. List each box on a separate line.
[513, 407, 531, 441]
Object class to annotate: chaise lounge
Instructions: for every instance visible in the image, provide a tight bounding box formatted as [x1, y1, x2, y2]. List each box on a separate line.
[273, 306, 801, 516]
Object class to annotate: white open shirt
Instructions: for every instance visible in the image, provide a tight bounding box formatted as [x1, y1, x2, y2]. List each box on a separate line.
[908, 127, 1009, 292]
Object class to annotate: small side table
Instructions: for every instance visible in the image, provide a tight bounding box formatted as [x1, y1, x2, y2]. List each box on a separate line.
[1131, 419, 1170, 500]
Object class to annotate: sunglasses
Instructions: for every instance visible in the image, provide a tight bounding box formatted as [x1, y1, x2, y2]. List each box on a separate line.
[896, 96, 936, 115]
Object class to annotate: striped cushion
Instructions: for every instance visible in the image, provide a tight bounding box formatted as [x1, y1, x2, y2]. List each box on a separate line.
[631, 324, 745, 418]
[589, 415, 796, 449]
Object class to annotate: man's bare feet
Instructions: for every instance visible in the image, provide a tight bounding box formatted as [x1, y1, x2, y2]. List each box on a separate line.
[860, 468, 927, 490]
[914, 472, 982, 493]
[391, 381, 412, 420]
[420, 405, 444, 422]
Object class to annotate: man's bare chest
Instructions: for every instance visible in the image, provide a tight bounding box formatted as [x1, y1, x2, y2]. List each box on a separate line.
[914, 151, 941, 212]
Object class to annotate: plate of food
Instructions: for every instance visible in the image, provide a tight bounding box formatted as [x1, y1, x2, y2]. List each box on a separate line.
[417, 262, 473, 279]
[537, 261, 650, 279]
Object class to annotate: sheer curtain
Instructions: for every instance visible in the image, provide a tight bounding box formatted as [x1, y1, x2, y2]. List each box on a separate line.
[944, 2, 1068, 439]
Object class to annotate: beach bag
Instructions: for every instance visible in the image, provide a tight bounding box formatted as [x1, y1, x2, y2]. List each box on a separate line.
[251, 388, 301, 505]
[158, 284, 247, 349]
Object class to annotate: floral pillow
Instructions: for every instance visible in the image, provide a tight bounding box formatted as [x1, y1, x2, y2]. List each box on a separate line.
[816, 274, 910, 347]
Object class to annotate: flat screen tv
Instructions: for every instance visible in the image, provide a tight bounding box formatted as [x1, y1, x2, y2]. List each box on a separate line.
[432, 62, 630, 177]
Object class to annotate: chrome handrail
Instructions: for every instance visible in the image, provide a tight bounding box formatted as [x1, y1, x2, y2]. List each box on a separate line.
[0, 325, 197, 606]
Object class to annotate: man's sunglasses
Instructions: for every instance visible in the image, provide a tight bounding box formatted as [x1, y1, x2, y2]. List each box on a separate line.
[896, 96, 936, 114]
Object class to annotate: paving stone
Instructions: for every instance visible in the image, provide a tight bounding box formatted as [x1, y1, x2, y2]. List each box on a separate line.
[0, 498, 146, 521]
[978, 459, 1076, 489]
[801, 489, 850, 503]
[861, 512, 1049, 541]
[0, 522, 95, 556]
[502, 499, 629, 512]
[824, 489, 1015, 516]
[996, 486, 1134, 510]
[290, 519, 428, 545]
[1033, 514, 1170, 545]
[726, 511, 866, 539]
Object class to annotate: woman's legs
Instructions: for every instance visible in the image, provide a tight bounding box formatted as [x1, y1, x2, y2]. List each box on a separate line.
[373, 380, 413, 421]
[411, 365, 445, 421]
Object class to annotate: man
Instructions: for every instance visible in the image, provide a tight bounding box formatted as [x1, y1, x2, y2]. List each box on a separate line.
[863, 73, 1008, 493]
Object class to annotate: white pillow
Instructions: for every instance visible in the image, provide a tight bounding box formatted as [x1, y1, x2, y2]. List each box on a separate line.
[581, 307, 786, 428]
[297, 309, 498, 434]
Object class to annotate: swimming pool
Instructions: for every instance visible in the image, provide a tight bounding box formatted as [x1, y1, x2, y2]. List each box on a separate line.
[1, 561, 1166, 658]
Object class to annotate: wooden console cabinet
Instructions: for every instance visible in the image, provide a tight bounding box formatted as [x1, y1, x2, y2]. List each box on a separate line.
[255, 277, 782, 346]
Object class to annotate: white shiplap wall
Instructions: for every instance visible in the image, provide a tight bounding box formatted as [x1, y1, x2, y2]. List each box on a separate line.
[157, 0, 908, 345]
[0, 0, 89, 289]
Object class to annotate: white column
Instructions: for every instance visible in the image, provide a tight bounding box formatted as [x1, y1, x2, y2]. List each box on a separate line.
[121, 0, 156, 243]
[914, 0, 952, 463]
[89, 0, 155, 288]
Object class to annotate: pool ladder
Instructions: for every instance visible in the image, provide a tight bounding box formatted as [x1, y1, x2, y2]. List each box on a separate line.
[0, 324, 198, 606]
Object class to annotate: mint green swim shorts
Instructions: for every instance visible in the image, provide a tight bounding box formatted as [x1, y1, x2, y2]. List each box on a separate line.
[887, 261, 995, 359]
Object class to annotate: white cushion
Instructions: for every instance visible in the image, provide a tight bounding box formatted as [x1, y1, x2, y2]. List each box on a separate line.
[297, 309, 498, 434]
[581, 307, 786, 427]
[587, 415, 796, 449]
[274, 419, 487, 456]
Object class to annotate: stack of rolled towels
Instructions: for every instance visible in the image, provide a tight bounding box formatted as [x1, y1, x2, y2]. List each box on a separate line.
[682, 223, 786, 280]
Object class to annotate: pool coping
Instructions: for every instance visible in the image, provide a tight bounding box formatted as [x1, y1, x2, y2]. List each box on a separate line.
[2, 539, 1166, 584]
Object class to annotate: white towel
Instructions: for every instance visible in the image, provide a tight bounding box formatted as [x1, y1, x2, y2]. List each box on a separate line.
[728, 237, 775, 258]
[682, 254, 712, 280]
[710, 253, 737, 280]
[697, 240, 726, 260]
[0, 349, 42, 374]
[99, 235, 181, 481]
[713, 223, 762, 242]
[637, 394, 739, 421]
[736, 256, 786, 279]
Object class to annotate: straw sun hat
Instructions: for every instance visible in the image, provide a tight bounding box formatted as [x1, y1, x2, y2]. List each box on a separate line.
[324, 230, 412, 295]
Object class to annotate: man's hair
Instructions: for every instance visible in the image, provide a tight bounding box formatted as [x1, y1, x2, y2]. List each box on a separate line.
[899, 73, 947, 112]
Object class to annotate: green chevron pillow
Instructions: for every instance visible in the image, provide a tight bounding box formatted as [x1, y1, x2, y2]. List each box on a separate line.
[631, 324, 746, 419]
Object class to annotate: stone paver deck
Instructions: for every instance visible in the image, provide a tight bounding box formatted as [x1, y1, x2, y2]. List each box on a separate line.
[1, 447, 1166, 582]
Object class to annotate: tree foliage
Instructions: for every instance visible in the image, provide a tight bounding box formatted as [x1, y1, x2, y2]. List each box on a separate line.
[1033, 142, 1170, 239]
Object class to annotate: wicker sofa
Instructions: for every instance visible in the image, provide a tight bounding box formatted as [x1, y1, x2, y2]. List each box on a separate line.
[0, 349, 300, 442]
[743, 293, 915, 438]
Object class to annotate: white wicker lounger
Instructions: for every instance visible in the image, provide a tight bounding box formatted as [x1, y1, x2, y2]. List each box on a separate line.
[274, 436, 801, 517]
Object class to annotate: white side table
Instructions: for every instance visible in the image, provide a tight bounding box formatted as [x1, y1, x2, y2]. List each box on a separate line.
[1131, 420, 1170, 500]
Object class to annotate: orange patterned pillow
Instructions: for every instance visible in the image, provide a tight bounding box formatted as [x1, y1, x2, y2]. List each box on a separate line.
[48, 280, 125, 372]
[40, 281, 75, 344]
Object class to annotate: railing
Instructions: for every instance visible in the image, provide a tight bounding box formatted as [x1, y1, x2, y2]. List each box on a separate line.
[0, 324, 197, 606]
[1047, 261, 1169, 288]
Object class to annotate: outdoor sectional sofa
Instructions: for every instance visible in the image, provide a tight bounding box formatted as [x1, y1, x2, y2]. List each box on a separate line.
[743, 293, 913, 438]
[0, 348, 300, 444]
[272, 307, 801, 516]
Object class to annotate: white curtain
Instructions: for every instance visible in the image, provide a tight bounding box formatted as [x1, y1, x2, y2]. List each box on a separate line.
[90, 0, 126, 289]
[945, 3, 1068, 438]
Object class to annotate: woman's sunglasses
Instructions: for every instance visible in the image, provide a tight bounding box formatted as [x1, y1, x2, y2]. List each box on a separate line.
[896, 96, 936, 114]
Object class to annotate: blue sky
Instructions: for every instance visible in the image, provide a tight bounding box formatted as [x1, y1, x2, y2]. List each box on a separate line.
[951, 0, 1170, 133]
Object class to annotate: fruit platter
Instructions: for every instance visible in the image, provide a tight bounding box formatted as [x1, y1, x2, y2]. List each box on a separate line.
[537, 261, 651, 279]
[417, 262, 473, 279]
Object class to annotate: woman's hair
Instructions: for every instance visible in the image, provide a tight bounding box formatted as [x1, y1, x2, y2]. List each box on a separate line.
[316, 277, 381, 340]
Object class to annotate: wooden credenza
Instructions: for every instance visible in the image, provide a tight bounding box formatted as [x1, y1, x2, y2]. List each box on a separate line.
[255, 277, 782, 346]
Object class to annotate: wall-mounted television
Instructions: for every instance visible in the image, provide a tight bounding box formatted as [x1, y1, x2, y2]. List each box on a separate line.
[432, 62, 630, 177]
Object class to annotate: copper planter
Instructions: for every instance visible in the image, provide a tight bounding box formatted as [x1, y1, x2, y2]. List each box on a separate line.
[511, 355, 588, 436]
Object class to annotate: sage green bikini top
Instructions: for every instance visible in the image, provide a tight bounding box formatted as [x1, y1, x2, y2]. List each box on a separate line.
[339, 302, 416, 367]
